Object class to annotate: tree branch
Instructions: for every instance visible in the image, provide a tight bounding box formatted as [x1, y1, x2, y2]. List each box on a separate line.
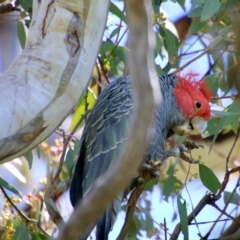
[117, 171, 152, 239]
[0, 0, 110, 163]
[57, 0, 160, 239]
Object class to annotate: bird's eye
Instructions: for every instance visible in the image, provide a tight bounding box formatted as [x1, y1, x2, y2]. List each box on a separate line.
[196, 101, 201, 109]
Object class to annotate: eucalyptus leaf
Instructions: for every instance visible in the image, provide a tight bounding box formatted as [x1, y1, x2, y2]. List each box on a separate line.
[0, 177, 22, 198]
[14, 224, 30, 240]
[200, 0, 221, 21]
[224, 191, 240, 205]
[177, 194, 188, 240]
[199, 164, 221, 194]
[66, 148, 75, 176]
[17, 21, 26, 49]
[188, 18, 205, 35]
[24, 150, 33, 169]
[110, 2, 126, 23]
[19, 0, 32, 12]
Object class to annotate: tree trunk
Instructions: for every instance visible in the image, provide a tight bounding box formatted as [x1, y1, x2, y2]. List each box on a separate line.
[0, 0, 110, 163]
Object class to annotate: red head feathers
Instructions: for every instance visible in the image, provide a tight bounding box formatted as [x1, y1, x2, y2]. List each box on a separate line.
[174, 73, 212, 120]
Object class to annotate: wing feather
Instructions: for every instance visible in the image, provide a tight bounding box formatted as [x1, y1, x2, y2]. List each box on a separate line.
[70, 77, 134, 203]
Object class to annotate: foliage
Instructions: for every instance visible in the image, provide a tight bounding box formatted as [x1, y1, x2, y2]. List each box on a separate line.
[0, 0, 240, 239]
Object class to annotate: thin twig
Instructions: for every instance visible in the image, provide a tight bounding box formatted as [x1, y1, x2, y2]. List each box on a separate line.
[164, 218, 167, 240]
[182, 162, 202, 235]
[115, 4, 125, 43]
[204, 176, 240, 239]
[135, 205, 172, 237]
[117, 171, 152, 239]
[172, 48, 210, 74]
[53, 109, 90, 182]
[225, 130, 240, 175]
[216, 130, 240, 198]
[211, 202, 240, 224]
[97, 56, 110, 84]
[188, 218, 231, 225]
[45, 110, 90, 227]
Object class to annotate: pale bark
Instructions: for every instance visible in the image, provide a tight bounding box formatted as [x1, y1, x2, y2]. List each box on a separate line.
[57, 0, 160, 239]
[0, 0, 110, 163]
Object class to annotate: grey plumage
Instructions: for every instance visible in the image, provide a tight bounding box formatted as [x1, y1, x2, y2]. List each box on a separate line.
[70, 74, 187, 239]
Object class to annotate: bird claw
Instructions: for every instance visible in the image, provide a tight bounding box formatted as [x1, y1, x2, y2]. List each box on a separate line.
[180, 152, 200, 164]
[183, 140, 204, 150]
[140, 162, 160, 179]
[167, 140, 202, 164]
[166, 145, 188, 157]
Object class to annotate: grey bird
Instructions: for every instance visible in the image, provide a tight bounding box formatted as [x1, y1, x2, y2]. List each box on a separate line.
[69, 74, 211, 239]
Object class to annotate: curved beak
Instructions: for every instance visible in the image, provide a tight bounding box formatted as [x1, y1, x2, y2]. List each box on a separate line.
[190, 116, 207, 133]
[172, 117, 208, 136]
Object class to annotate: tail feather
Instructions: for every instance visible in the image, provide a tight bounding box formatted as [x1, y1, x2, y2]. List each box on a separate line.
[96, 193, 122, 240]
[96, 208, 112, 240]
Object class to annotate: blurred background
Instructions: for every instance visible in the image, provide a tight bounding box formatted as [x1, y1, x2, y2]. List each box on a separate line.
[0, 0, 240, 239]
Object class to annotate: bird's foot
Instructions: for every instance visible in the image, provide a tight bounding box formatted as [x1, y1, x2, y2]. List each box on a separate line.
[166, 145, 189, 158]
[180, 152, 200, 164]
[139, 161, 161, 180]
[183, 140, 204, 150]
[167, 140, 202, 164]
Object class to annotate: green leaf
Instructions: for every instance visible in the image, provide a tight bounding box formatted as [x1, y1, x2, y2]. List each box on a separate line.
[199, 164, 221, 194]
[110, 2, 126, 23]
[109, 27, 120, 39]
[24, 150, 33, 169]
[222, 0, 239, 9]
[66, 148, 75, 176]
[31, 233, 49, 240]
[160, 27, 178, 67]
[152, 0, 161, 13]
[211, 110, 235, 117]
[231, 119, 239, 134]
[163, 165, 176, 201]
[74, 139, 81, 154]
[205, 117, 221, 136]
[177, 194, 188, 240]
[14, 224, 30, 240]
[36, 145, 41, 159]
[200, 0, 221, 21]
[188, 8, 201, 18]
[19, 0, 32, 12]
[204, 74, 219, 96]
[100, 40, 116, 55]
[177, 0, 186, 11]
[144, 177, 159, 191]
[0, 177, 22, 198]
[224, 191, 240, 205]
[69, 86, 97, 130]
[114, 45, 127, 62]
[155, 32, 164, 52]
[188, 18, 205, 35]
[210, 110, 240, 146]
[207, 103, 240, 150]
[155, 64, 165, 75]
[17, 21, 26, 49]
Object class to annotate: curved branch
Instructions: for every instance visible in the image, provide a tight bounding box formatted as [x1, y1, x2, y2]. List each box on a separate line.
[0, 0, 110, 163]
[117, 171, 152, 239]
[57, 0, 160, 239]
